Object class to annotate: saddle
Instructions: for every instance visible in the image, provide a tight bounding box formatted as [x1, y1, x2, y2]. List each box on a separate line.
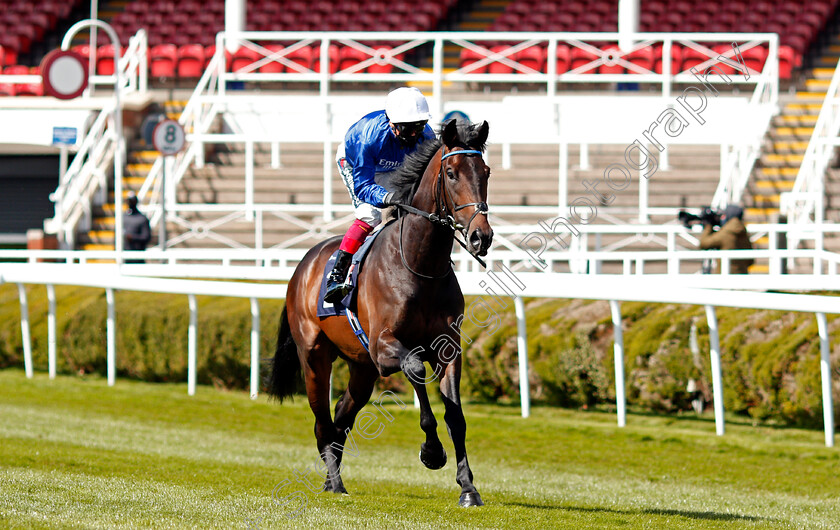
[316, 220, 394, 350]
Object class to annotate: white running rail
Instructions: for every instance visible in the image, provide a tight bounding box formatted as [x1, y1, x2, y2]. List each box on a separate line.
[0, 263, 835, 446]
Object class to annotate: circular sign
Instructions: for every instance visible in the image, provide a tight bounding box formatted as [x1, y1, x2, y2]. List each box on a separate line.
[40, 50, 89, 100]
[152, 119, 186, 155]
[443, 110, 470, 124]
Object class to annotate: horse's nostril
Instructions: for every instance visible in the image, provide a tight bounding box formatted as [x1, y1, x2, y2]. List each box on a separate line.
[469, 230, 482, 248]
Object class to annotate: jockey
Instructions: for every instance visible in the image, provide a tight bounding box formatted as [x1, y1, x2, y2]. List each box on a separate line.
[324, 87, 435, 303]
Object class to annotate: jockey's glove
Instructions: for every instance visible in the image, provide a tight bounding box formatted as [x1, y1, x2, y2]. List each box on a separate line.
[382, 192, 401, 206]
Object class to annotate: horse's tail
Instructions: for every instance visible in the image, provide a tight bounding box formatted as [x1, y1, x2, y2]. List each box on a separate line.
[267, 305, 301, 402]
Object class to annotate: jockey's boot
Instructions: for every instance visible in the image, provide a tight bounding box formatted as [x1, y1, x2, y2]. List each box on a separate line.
[324, 250, 353, 303]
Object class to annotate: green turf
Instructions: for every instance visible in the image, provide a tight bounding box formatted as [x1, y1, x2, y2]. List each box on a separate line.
[1, 369, 839, 529]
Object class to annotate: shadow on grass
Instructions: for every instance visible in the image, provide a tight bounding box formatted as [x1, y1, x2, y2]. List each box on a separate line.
[504, 501, 765, 522]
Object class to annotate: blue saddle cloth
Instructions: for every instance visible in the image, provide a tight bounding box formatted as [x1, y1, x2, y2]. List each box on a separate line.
[316, 220, 392, 318]
[315, 221, 393, 352]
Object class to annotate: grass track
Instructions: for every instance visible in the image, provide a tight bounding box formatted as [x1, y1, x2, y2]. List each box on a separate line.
[1, 369, 840, 529]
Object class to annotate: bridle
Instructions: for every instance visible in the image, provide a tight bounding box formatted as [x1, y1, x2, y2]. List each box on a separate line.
[396, 146, 490, 278]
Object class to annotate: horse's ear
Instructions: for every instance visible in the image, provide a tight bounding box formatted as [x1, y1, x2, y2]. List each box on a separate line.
[476, 120, 489, 146]
[441, 119, 458, 148]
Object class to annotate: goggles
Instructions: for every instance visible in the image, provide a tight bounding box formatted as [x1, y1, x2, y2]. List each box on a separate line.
[394, 121, 427, 137]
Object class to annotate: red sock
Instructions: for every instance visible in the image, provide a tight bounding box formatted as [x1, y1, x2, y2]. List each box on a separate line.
[339, 219, 373, 254]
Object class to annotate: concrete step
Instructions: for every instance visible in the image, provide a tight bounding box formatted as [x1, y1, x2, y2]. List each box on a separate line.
[760, 153, 804, 166]
[772, 141, 808, 153]
[758, 167, 799, 178]
[754, 179, 795, 191]
[812, 68, 836, 80]
[805, 78, 831, 91]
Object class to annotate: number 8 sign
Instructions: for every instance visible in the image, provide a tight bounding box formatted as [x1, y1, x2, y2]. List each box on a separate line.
[152, 119, 186, 156]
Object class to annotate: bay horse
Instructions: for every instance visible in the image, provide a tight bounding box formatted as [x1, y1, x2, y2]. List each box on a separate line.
[268, 119, 492, 507]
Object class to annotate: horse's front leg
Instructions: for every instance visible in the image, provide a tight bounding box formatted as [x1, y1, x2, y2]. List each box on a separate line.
[375, 332, 447, 471]
[436, 354, 483, 507]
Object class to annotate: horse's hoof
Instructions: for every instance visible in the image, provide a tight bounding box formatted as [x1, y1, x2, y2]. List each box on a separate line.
[459, 492, 484, 507]
[419, 445, 447, 470]
[323, 482, 348, 495]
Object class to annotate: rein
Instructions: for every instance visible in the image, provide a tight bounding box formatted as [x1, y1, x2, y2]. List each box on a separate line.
[395, 147, 489, 278]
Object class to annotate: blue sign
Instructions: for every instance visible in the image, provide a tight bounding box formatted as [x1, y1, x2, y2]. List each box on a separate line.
[52, 127, 77, 146]
[443, 110, 470, 123]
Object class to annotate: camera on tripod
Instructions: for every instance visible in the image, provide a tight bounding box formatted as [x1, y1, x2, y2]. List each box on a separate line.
[678, 206, 722, 229]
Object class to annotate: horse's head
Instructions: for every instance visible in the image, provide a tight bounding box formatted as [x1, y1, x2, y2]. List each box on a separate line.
[438, 119, 493, 256]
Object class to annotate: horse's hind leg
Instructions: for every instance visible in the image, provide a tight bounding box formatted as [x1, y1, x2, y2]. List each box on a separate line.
[326, 361, 379, 489]
[436, 355, 484, 507]
[299, 335, 347, 494]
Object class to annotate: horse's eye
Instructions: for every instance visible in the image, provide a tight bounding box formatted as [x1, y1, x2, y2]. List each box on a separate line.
[446, 168, 455, 180]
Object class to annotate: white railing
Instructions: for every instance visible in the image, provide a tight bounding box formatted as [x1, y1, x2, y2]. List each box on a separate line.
[710, 39, 779, 209]
[4, 221, 840, 279]
[783, 54, 840, 231]
[44, 106, 116, 246]
[132, 30, 778, 248]
[0, 29, 148, 96]
[0, 261, 836, 446]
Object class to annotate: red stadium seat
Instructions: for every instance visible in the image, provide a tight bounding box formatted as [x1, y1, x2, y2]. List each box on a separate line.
[26, 13, 52, 40]
[150, 44, 177, 78]
[259, 44, 285, 74]
[203, 45, 231, 70]
[0, 35, 21, 65]
[0, 81, 15, 97]
[460, 47, 488, 74]
[311, 44, 340, 74]
[177, 44, 205, 78]
[679, 46, 716, 73]
[97, 45, 116, 76]
[599, 45, 624, 74]
[231, 46, 261, 73]
[712, 45, 737, 75]
[13, 25, 36, 53]
[515, 46, 545, 73]
[778, 45, 795, 79]
[0, 45, 5, 67]
[653, 44, 681, 75]
[367, 47, 398, 74]
[16, 66, 43, 96]
[555, 45, 571, 74]
[740, 46, 768, 75]
[285, 45, 314, 72]
[627, 46, 655, 73]
[570, 48, 599, 74]
[488, 45, 514, 74]
[338, 46, 369, 73]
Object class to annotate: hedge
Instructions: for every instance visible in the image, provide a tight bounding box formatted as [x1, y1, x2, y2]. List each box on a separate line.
[1, 284, 839, 428]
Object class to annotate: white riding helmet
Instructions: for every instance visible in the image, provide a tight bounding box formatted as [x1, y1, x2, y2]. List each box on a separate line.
[385, 87, 432, 123]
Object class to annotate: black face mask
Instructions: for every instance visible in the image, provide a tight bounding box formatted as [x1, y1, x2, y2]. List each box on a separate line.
[394, 121, 427, 147]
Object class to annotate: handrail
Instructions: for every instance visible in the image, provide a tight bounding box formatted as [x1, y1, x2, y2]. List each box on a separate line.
[784, 57, 840, 228]
[44, 105, 116, 244]
[711, 40, 778, 209]
[139, 49, 224, 227]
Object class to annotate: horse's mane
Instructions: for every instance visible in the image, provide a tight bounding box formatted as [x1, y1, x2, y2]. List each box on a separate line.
[375, 120, 488, 204]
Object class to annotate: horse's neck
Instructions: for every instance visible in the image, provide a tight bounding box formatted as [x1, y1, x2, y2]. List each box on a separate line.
[401, 157, 454, 274]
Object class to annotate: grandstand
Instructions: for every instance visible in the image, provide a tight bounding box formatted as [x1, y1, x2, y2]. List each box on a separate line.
[0, 0, 839, 276]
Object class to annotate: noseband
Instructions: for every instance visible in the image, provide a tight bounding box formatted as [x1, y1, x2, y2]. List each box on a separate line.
[396, 147, 490, 278]
[438, 149, 490, 238]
